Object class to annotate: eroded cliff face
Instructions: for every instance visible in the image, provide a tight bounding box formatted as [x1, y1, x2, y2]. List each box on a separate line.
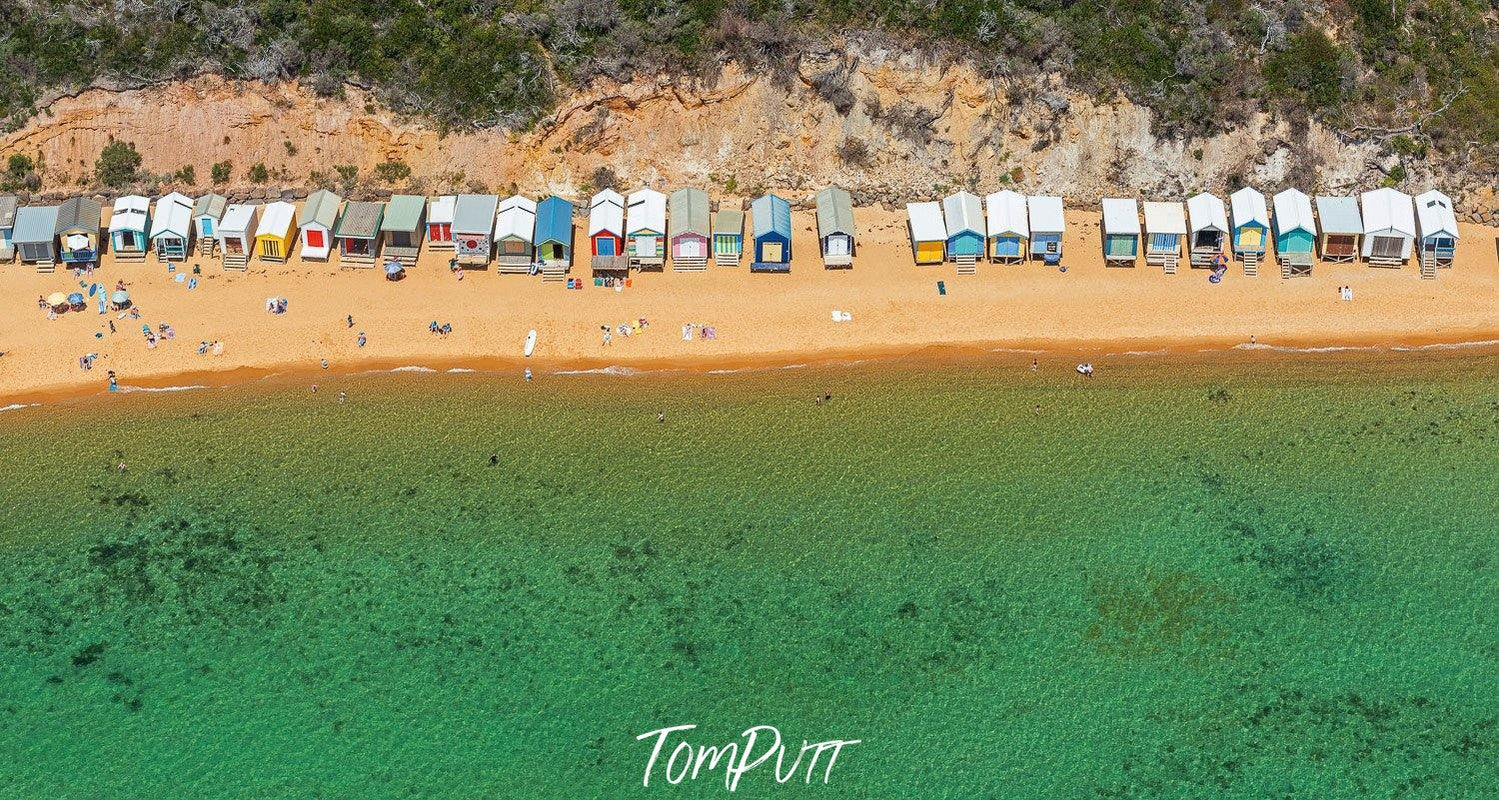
[3, 47, 1492, 219]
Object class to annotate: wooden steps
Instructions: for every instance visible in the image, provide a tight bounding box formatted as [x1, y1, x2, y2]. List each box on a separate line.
[222, 253, 248, 271]
[1420, 253, 1437, 279]
[954, 255, 978, 276]
[114, 251, 147, 262]
[672, 257, 708, 272]
[34, 260, 56, 273]
[1163, 256, 1177, 275]
[540, 263, 569, 283]
[1242, 252, 1259, 277]
[713, 253, 741, 267]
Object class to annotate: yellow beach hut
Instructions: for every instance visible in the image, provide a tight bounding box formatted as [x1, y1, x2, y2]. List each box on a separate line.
[255, 201, 298, 263]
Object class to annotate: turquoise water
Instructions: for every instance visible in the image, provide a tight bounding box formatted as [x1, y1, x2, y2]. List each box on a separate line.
[0, 354, 1494, 798]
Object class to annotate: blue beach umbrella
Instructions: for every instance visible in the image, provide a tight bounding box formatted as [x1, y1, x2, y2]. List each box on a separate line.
[111, 290, 130, 306]
[67, 292, 85, 305]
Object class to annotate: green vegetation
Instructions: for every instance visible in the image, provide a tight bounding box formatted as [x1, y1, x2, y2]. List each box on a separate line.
[94, 140, 142, 188]
[0, 1, 1492, 170]
[247, 162, 269, 183]
[373, 161, 411, 184]
[210, 161, 232, 184]
[2, 153, 40, 191]
[174, 164, 196, 185]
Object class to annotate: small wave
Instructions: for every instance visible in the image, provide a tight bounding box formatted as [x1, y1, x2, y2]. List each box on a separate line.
[116, 384, 208, 394]
[446, 367, 477, 374]
[1391, 339, 1499, 352]
[0, 403, 39, 413]
[1110, 349, 1168, 357]
[553, 365, 642, 377]
[388, 366, 437, 373]
[706, 363, 807, 376]
[1232, 343, 1380, 353]
[992, 347, 1045, 354]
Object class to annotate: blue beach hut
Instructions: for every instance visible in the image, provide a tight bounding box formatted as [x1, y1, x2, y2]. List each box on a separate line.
[1027, 195, 1064, 264]
[1413, 190, 1458, 270]
[984, 190, 1028, 262]
[1229, 187, 1270, 258]
[535, 195, 575, 274]
[1100, 198, 1139, 264]
[941, 191, 984, 265]
[1271, 188, 1316, 277]
[750, 194, 792, 272]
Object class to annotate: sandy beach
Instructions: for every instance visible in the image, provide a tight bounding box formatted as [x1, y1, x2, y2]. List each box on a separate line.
[1, 206, 1496, 403]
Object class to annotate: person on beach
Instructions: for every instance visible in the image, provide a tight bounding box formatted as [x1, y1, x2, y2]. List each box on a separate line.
[321, 359, 329, 370]
[657, 411, 666, 424]
[338, 391, 347, 404]
[37, 296, 46, 310]
[108, 320, 116, 334]
[357, 331, 366, 348]
[1031, 357, 1038, 371]
[488, 453, 499, 467]
[347, 315, 354, 329]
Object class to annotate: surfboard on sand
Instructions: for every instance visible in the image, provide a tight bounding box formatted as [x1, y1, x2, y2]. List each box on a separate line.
[524, 330, 537, 357]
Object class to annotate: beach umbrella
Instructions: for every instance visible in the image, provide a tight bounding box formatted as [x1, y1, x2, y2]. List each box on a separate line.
[111, 290, 130, 305]
[47, 292, 69, 307]
[67, 292, 85, 305]
[384, 262, 404, 276]
[65, 234, 90, 251]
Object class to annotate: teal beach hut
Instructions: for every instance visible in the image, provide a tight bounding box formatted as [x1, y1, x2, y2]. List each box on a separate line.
[1100, 198, 1139, 264]
[1271, 188, 1315, 277]
[750, 194, 792, 272]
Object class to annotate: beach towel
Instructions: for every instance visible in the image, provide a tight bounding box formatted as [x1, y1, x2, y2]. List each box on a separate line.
[937, 281, 946, 296]
[188, 278, 198, 290]
[175, 273, 186, 283]
[683, 325, 692, 341]
[702, 327, 717, 340]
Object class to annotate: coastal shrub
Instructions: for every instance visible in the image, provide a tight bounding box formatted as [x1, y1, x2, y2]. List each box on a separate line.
[836, 137, 871, 166]
[175, 165, 196, 185]
[335, 165, 359, 192]
[95, 140, 143, 187]
[1264, 29, 1348, 108]
[373, 161, 411, 184]
[283, 141, 298, 157]
[247, 163, 269, 183]
[589, 166, 618, 191]
[7, 154, 33, 178]
[211, 161, 233, 184]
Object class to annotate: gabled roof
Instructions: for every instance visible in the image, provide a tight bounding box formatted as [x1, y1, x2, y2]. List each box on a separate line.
[1100, 198, 1139, 235]
[815, 187, 854, 238]
[626, 188, 667, 234]
[942, 191, 983, 237]
[382, 194, 425, 232]
[1272, 189, 1315, 235]
[56, 197, 102, 233]
[906, 201, 946, 241]
[494, 195, 537, 242]
[669, 188, 711, 238]
[1413, 189, 1459, 240]
[13, 205, 59, 244]
[1229, 187, 1269, 229]
[751, 194, 791, 240]
[713, 209, 743, 235]
[453, 194, 499, 234]
[1027, 195, 1064, 233]
[0, 195, 17, 228]
[302, 189, 342, 229]
[258, 201, 297, 237]
[1314, 196, 1362, 235]
[428, 195, 456, 225]
[1142, 201, 1187, 235]
[218, 203, 257, 235]
[110, 195, 150, 233]
[193, 193, 227, 220]
[1360, 187, 1415, 236]
[588, 191, 625, 237]
[535, 196, 574, 245]
[150, 192, 194, 239]
[1187, 193, 1229, 233]
[334, 201, 384, 239]
[985, 190, 1028, 238]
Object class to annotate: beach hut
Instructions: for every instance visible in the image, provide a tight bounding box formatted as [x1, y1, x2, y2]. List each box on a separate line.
[0, 195, 17, 262]
[1100, 198, 1139, 264]
[1271, 189, 1316, 277]
[1142, 201, 1187, 272]
[1314, 196, 1362, 263]
[713, 209, 743, 267]
[56, 197, 102, 269]
[334, 201, 384, 266]
[750, 194, 792, 273]
[13, 205, 59, 268]
[626, 188, 667, 268]
[493, 194, 537, 273]
[942, 191, 985, 271]
[193, 193, 227, 256]
[217, 203, 258, 269]
[149, 192, 194, 262]
[1027, 195, 1064, 264]
[1186, 193, 1229, 267]
[453, 194, 499, 267]
[815, 187, 855, 268]
[254, 201, 298, 263]
[1229, 187, 1270, 273]
[299, 189, 342, 261]
[985, 190, 1028, 263]
[427, 195, 456, 249]
[381, 194, 426, 267]
[588, 189, 627, 277]
[668, 188, 711, 271]
[534, 195, 574, 280]
[906, 202, 946, 265]
[1413, 190, 1459, 274]
[108, 195, 150, 261]
[1360, 187, 1415, 267]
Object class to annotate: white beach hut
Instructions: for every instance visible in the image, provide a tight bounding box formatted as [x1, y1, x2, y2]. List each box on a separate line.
[427, 195, 456, 249]
[494, 194, 537, 273]
[109, 195, 151, 261]
[1142, 201, 1186, 272]
[626, 188, 667, 268]
[149, 192, 195, 262]
[1271, 189, 1317, 277]
[193, 193, 227, 256]
[984, 190, 1028, 263]
[906, 201, 947, 265]
[1413, 190, 1459, 274]
[1314, 196, 1362, 263]
[1027, 195, 1064, 264]
[217, 203, 258, 270]
[299, 189, 342, 261]
[1101, 198, 1139, 264]
[1186, 193, 1229, 267]
[588, 189, 628, 277]
[1360, 187, 1415, 267]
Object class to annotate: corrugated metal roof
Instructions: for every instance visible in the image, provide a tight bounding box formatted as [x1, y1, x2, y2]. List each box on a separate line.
[588, 191, 624, 237]
[590, 189, 624, 210]
[669, 188, 711, 238]
[1100, 198, 1138, 234]
[1360, 187, 1414, 236]
[1142, 201, 1187, 235]
[942, 191, 983, 237]
[334, 201, 384, 239]
[258, 201, 297, 237]
[382, 194, 425, 232]
[0, 195, 17, 228]
[219, 203, 257, 235]
[535, 196, 574, 245]
[193, 193, 226, 220]
[150, 192, 194, 238]
[1229, 187, 1269, 228]
[494, 195, 536, 242]
[906, 202, 946, 241]
[13, 205, 59, 244]
[985, 190, 1028, 238]
[1413, 189, 1459, 239]
[751, 194, 791, 239]
[1314, 196, 1361, 235]
[1027, 195, 1065, 233]
[713, 209, 743, 235]
[1271, 189, 1315, 235]
[110, 195, 149, 233]
[302, 189, 343, 229]
[428, 195, 456, 224]
[453, 194, 499, 234]
[626, 188, 667, 234]
[56, 196, 101, 233]
[815, 187, 854, 238]
[1187, 193, 1229, 233]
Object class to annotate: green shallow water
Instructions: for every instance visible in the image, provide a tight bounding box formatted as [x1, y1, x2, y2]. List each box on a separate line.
[0, 354, 1495, 798]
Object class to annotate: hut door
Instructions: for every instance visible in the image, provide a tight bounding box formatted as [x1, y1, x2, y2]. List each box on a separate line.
[827, 236, 849, 256]
[637, 235, 656, 257]
[762, 241, 783, 262]
[1239, 227, 1263, 248]
[1371, 236, 1401, 259]
[597, 237, 615, 256]
[306, 229, 325, 248]
[226, 237, 243, 254]
[681, 239, 702, 258]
